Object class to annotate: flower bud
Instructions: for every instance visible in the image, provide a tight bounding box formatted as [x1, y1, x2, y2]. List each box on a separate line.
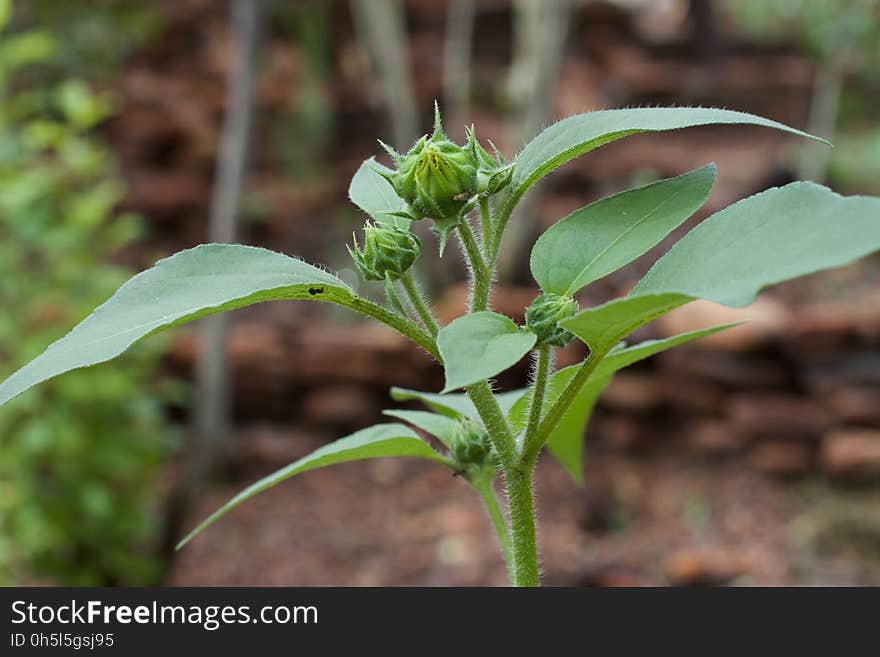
[386, 106, 476, 223]
[376, 103, 513, 252]
[525, 292, 579, 347]
[348, 222, 420, 281]
[450, 418, 494, 467]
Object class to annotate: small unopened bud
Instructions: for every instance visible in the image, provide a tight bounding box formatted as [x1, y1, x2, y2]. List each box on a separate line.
[450, 418, 494, 467]
[348, 222, 420, 281]
[376, 103, 513, 253]
[385, 105, 476, 224]
[525, 293, 579, 347]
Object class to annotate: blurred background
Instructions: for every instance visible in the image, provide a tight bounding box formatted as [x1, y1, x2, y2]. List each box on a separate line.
[1, 0, 879, 586]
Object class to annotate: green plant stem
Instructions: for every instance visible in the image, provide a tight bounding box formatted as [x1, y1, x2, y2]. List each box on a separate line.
[342, 295, 440, 360]
[400, 271, 439, 336]
[472, 476, 513, 580]
[523, 346, 610, 463]
[466, 382, 517, 470]
[458, 218, 490, 312]
[488, 192, 518, 266]
[461, 190, 542, 585]
[384, 273, 409, 317]
[522, 344, 550, 456]
[479, 197, 492, 260]
[506, 460, 539, 587]
[466, 381, 539, 586]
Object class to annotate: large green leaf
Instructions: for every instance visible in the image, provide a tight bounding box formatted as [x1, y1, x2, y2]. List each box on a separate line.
[506, 107, 821, 210]
[437, 311, 537, 393]
[509, 324, 737, 483]
[560, 184, 880, 356]
[382, 409, 459, 447]
[546, 376, 611, 485]
[177, 423, 452, 549]
[531, 164, 716, 295]
[348, 157, 410, 227]
[0, 244, 354, 407]
[390, 386, 523, 421]
[632, 183, 880, 307]
[560, 293, 690, 355]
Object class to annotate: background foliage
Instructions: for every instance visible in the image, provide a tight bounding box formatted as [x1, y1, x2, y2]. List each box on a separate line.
[0, 0, 176, 585]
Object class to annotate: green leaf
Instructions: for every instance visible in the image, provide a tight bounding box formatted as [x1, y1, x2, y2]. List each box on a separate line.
[177, 423, 451, 549]
[382, 409, 459, 447]
[531, 164, 716, 295]
[391, 387, 479, 420]
[507, 107, 823, 208]
[598, 323, 742, 374]
[348, 157, 410, 227]
[560, 293, 690, 354]
[437, 311, 537, 393]
[509, 324, 737, 483]
[390, 386, 523, 421]
[633, 183, 880, 307]
[546, 376, 611, 485]
[0, 244, 354, 408]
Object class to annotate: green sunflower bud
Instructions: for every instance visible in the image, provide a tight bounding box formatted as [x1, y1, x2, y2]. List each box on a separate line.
[450, 417, 494, 467]
[385, 105, 476, 223]
[348, 222, 420, 281]
[525, 292, 579, 347]
[377, 103, 515, 253]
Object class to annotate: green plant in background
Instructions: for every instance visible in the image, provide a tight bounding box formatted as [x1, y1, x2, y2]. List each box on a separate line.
[15, 0, 162, 81]
[3, 94, 880, 585]
[272, 0, 334, 182]
[730, 0, 880, 185]
[0, 0, 175, 585]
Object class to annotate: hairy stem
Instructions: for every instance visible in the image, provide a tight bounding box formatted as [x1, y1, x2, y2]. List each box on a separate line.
[524, 346, 610, 463]
[384, 273, 409, 317]
[479, 197, 493, 260]
[466, 381, 516, 471]
[488, 194, 517, 266]
[458, 218, 490, 312]
[400, 271, 439, 336]
[522, 344, 551, 457]
[341, 295, 439, 360]
[466, 381, 538, 585]
[506, 460, 540, 587]
[472, 475, 513, 580]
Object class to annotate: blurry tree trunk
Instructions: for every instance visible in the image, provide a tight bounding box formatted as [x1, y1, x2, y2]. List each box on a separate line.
[162, 0, 262, 559]
[443, 0, 475, 138]
[496, 0, 571, 284]
[688, 0, 718, 59]
[196, 0, 261, 450]
[798, 57, 845, 184]
[350, 0, 455, 288]
[349, 0, 419, 149]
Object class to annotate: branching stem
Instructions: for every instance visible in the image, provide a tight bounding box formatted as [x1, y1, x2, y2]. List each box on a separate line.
[522, 344, 551, 457]
[341, 295, 439, 360]
[479, 197, 493, 260]
[523, 346, 611, 464]
[457, 218, 490, 312]
[466, 381, 516, 471]
[400, 271, 439, 336]
[384, 273, 409, 317]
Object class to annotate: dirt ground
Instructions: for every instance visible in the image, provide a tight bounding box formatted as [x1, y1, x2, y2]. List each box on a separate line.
[168, 424, 880, 586]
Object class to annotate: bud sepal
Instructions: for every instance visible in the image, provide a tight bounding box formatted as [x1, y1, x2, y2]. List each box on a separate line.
[348, 222, 421, 281]
[524, 292, 579, 347]
[450, 417, 497, 472]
